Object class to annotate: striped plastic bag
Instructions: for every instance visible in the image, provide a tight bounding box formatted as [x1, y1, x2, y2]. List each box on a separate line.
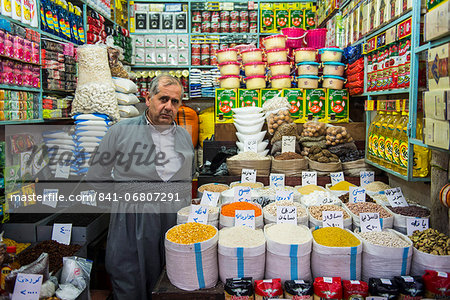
[165, 227, 219, 291]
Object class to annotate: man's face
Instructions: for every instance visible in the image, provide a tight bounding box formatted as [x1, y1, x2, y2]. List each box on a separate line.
[145, 82, 182, 125]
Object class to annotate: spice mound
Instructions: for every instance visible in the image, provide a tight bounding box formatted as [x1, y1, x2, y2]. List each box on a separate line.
[17, 240, 81, 273]
[228, 151, 270, 160]
[231, 182, 264, 189]
[178, 206, 220, 216]
[264, 200, 307, 217]
[309, 204, 350, 220]
[219, 226, 265, 248]
[329, 180, 356, 191]
[274, 152, 303, 160]
[345, 202, 392, 219]
[386, 205, 430, 218]
[409, 228, 450, 255]
[198, 183, 229, 193]
[166, 223, 217, 245]
[301, 191, 341, 207]
[297, 185, 326, 195]
[313, 227, 360, 247]
[359, 231, 411, 248]
[364, 181, 391, 192]
[339, 193, 375, 203]
[221, 202, 262, 217]
[265, 223, 311, 244]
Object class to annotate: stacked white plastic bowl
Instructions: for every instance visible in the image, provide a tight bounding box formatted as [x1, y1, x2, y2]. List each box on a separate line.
[232, 107, 269, 156]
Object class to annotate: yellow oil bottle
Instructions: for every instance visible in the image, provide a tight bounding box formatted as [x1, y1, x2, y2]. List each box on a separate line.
[378, 111, 392, 167]
[371, 111, 386, 165]
[385, 111, 400, 171]
[392, 110, 406, 173]
[367, 112, 382, 162]
[396, 111, 409, 176]
[413, 113, 430, 177]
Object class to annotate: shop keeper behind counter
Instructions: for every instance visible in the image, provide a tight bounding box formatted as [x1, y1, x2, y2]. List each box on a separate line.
[215, 88, 349, 123]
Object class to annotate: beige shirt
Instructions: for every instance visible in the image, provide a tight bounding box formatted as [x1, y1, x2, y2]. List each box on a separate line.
[145, 114, 184, 181]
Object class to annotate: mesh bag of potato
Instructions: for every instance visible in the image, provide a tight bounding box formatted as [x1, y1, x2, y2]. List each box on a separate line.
[326, 126, 353, 146]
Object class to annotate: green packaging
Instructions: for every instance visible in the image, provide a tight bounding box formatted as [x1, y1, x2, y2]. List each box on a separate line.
[238, 89, 260, 107]
[326, 89, 349, 123]
[304, 88, 326, 122]
[215, 89, 237, 123]
[282, 88, 304, 122]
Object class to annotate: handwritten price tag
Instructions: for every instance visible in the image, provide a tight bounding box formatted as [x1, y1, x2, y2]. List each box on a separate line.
[277, 206, 297, 224]
[302, 171, 317, 186]
[385, 187, 409, 207]
[349, 186, 366, 203]
[42, 189, 59, 208]
[406, 217, 429, 236]
[330, 172, 344, 186]
[241, 168, 257, 183]
[235, 210, 255, 229]
[52, 223, 72, 245]
[55, 163, 70, 179]
[200, 191, 220, 207]
[234, 186, 252, 202]
[322, 211, 344, 228]
[12, 273, 43, 300]
[270, 173, 285, 188]
[319, 196, 335, 205]
[188, 205, 209, 224]
[282, 136, 296, 153]
[244, 140, 258, 152]
[275, 190, 294, 202]
[360, 213, 382, 232]
[360, 171, 375, 186]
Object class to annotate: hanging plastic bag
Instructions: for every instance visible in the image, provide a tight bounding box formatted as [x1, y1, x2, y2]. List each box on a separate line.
[55, 256, 93, 300]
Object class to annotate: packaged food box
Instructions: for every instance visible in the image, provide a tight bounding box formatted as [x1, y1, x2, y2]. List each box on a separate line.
[326, 88, 349, 123]
[260, 89, 282, 106]
[305, 7, 316, 29]
[238, 89, 260, 107]
[275, 9, 289, 30]
[424, 90, 450, 120]
[427, 43, 450, 90]
[424, 118, 450, 149]
[260, 5, 275, 32]
[289, 9, 304, 28]
[215, 89, 237, 123]
[283, 88, 304, 122]
[425, 1, 450, 41]
[304, 88, 326, 122]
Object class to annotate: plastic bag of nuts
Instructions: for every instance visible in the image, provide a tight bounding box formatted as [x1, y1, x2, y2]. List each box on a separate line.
[262, 96, 292, 135]
[326, 126, 353, 146]
[301, 120, 327, 137]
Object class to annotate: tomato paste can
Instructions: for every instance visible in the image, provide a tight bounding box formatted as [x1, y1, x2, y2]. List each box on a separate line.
[192, 11, 201, 22]
[211, 22, 220, 33]
[220, 11, 230, 22]
[249, 22, 257, 33]
[239, 11, 249, 22]
[240, 21, 249, 33]
[202, 11, 211, 22]
[211, 11, 220, 22]
[230, 21, 239, 33]
[191, 55, 201, 65]
[220, 21, 230, 33]
[201, 53, 210, 65]
[230, 11, 239, 21]
[201, 21, 211, 33]
[201, 43, 210, 55]
[191, 22, 201, 33]
[249, 10, 257, 22]
[220, 43, 229, 50]
[191, 43, 201, 55]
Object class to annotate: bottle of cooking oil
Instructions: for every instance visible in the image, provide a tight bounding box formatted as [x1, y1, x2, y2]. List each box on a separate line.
[371, 111, 385, 164]
[385, 111, 400, 170]
[392, 110, 406, 173]
[413, 113, 430, 177]
[378, 111, 393, 167]
[367, 111, 382, 161]
[395, 111, 409, 175]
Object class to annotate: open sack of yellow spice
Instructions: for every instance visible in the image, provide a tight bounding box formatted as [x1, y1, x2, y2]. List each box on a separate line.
[311, 227, 363, 280]
[329, 181, 356, 191]
[165, 223, 219, 291]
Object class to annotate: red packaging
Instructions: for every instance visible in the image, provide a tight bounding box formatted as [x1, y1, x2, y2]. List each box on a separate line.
[239, 21, 249, 33]
[220, 43, 229, 50]
[201, 21, 211, 33]
[211, 11, 220, 22]
[201, 44, 210, 55]
[254, 279, 283, 299]
[191, 43, 201, 55]
[202, 11, 211, 22]
[348, 72, 364, 83]
[13, 36, 24, 61]
[230, 11, 239, 21]
[342, 280, 369, 300]
[422, 270, 450, 299]
[240, 10, 249, 21]
[220, 11, 230, 22]
[192, 22, 201, 33]
[201, 53, 209, 65]
[249, 10, 257, 22]
[313, 277, 342, 299]
[191, 55, 200, 65]
[210, 43, 220, 55]
[0, 31, 5, 56]
[220, 21, 230, 33]
[192, 11, 201, 22]
[249, 22, 257, 33]
[230, 21, 239, 33]
[211, 22, 220, 33]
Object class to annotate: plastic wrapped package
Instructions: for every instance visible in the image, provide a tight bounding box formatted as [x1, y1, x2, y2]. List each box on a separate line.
[254, 278, 283, 299]
[313, 277, 342, 300]
[55, 256, 93, 300]
[5, 253, 50, 293]
[422, 270, 450, 299]
[342, 280, 369, 300]
[284, 280, 313, 299]
[393, 276, 425, 299]
[262, 95, 291, 135]
[369, 278, 400, 300]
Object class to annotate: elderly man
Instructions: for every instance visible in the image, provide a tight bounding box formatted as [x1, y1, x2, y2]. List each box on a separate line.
[86, 74, 194, 299]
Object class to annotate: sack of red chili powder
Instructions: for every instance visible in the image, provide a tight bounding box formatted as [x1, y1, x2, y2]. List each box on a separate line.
[313, 277, 342, 299]
[422, 270, 450, 298]
[342, 280, 369, 300]
[254, 278, 283, 299]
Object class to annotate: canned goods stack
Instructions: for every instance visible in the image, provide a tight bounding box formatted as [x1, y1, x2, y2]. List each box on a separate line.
[191, 9, 257, 34]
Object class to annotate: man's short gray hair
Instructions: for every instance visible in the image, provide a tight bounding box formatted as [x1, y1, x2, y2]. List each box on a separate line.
[148, 74, 184, 99]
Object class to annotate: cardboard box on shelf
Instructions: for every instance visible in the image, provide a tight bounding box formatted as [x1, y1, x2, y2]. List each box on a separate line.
[304, 88, 326, 122]
[424, 118, 450, 149]
[282, 88, 304, 121]
[134, 35, 145, 48]
[144, 35, 155, 48]
[238, 89, 260, 107]
[428, 43, 450, 90]
[424, 90, 450, 120]
[215, 89, 238, 123]
[148, 12, 161, 32]
[326, 89, 349, 123]
[260, 89, 282, 106]
[425, 1, 450, 42]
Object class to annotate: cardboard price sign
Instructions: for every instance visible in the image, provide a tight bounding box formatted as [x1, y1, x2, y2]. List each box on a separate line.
[349, 187, 366, 203]
[275, 190, 294, 202]
[322, 211, 344, 228]
[360, 171, 375, 186]
[200, 191, 220, 207]
[188, 205, 209, 224]
[302, 171, 317, 186]
[12, 273, 43, 300]
[406, 217, 429, 236]
[270, 173, 285, 188]
[241, 168, 257, 183]
[330, 172, 344, 186]
[385, 187, 409, 207]
[276, 206, 297, 224]
[234, 186, 252, 202]
[52, 224, 72, 245]
[235, 210, 255, 229]
[360, 213, 382, 232]
[282, 136, 296, 153]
